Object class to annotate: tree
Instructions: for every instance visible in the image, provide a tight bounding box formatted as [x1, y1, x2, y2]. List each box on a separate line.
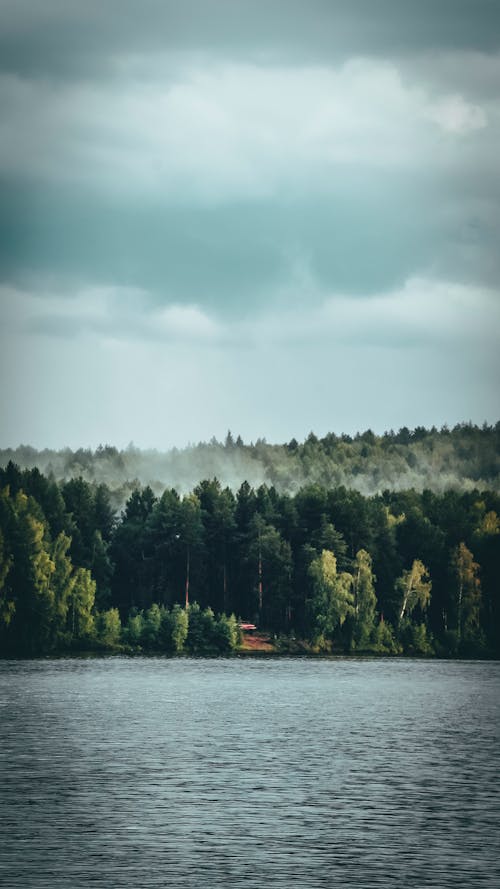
[61, 477, 95, 567]
[195, 479, 236, 613]
[96, 607, 121, 648]
[371, 618, 402, 654]
[311, 520, 349, 570]
[351, 549, 377, 648]
[110, 486, 157, 610]
[0, 526, 14, 631]
[396, 559, 432, 624]
[248, 516, 293, 631]
[50, 531, 76, 648]
[90, 530, 113, 610]
[123, 609, 145, 648]
[169, 604, 189, 653]
[473, 510, 500, 655]
[69, 568, 96, 643]
[214, 613, 241, 652]
[451, 543, 483, 652]
[12, 494, 55, 654]
[141, 602, 162, 649]
[307, 549, 354, 648]
[146, 488, 182, 606]
[179, 494, 205, 609]
[186, 602, 215, 654]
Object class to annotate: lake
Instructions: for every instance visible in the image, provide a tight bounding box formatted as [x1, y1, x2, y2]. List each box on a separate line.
[1, 657, 499, 888]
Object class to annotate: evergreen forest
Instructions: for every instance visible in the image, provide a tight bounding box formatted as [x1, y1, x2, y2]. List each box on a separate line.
[1, 444, 499, 658]
[2, 422, 500, 502]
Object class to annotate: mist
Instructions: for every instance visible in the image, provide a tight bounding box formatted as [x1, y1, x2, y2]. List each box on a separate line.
[2, 424, 498, 509]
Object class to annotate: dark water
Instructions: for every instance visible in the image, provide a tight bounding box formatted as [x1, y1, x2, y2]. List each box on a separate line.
[1, 658, 499, 888]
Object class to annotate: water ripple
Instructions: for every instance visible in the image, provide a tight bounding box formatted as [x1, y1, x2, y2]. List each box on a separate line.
[0, 657, 499, 888]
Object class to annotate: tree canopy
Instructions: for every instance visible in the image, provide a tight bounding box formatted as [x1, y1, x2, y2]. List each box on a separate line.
[1, 459, 499, 657]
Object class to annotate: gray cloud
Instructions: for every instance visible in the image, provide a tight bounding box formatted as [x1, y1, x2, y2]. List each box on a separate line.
[1, 274, 498, 450]
[1, 1, 499, 79]
[0, 0, 499, 448]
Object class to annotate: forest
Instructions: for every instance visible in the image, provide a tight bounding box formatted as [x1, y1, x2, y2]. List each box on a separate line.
[1, 448, 499, 658]
[1, 422, 500, 503]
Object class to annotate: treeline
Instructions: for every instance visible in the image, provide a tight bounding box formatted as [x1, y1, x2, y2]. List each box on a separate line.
[1, 461, 499, 658]
[1, 422, 500, 500]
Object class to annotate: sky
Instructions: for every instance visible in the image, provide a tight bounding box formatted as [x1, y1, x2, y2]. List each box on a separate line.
[1, 0, 499, 450]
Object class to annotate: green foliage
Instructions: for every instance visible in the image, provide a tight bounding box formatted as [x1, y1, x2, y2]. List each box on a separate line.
[308, 549, 355, 647]
[167, 604, 190, 653]
[70, 568, 96, 642]
[1, 451, 500, 658]
[0, 525, 14, 629]
[3, 423, 500, 501]
[410, 623, 435, 656]
[371, 619, 402, 654]
[186, 603, 216, 654]
[399, 621, 435, 656]
[141, 603, 162, 649]
[96, 607, 122, 648]
[50, 531, 76, 647]
[351, 548, 377, 649]
[248, 517, 293, 631]
[396, 559, 432, 623]
[451, 542, 485, 654]
[123, 610, 145, 647]
[213, 612, 241, 652]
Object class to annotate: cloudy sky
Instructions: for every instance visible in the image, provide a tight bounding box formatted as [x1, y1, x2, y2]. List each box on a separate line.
[1, 0, 499, 449]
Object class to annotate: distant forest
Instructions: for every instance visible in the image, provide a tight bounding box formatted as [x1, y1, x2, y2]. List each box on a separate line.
[1, 423, 500, 507]
[1, 440, 499, 657]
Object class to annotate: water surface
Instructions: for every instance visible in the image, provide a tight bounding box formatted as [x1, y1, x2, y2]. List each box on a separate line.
[1, 657, 499, 888]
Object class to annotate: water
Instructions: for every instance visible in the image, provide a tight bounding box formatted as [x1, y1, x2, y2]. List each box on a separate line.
[0, 657, 499, 888]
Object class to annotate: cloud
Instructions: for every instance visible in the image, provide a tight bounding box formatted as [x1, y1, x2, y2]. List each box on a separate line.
[0, 59, 495, 201]
[1, 1, 499, 79]
[1, 273, 498, 449]
[426, 93, 487, 134]
[0, 283, 222, 343]
[233, 277, 500, 351]
[2, 274, 498, 351]
[0, 1, 498, 450]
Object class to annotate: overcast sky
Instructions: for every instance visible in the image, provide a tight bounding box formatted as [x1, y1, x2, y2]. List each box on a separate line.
[1, 0, 499, 449]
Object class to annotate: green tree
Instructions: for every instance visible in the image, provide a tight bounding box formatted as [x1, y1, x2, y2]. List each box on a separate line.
[179, 494, 205, 609]
[69, 568, 96, 643]
[0, 525, 14, 631]
[185, 603, 220, 653]
[248, 516, 293, 631]
[12, 493, 55, 653]
[90, 530, 113, 610]
[396, 559, 432, 624]
[96, 607, 121, 648]
[123, 609, 145, 648]
[472, 510, 500, 655]
[406, 623, 434, 655]
[142, 602, 162, 649]
[110, 486, 157, 610]
[351, 549, 377, 649]
[169, 604, 189, 653]
[371, 618, 402, 654]
[451, 542, 483, 652]
[50, 531, 76, 648]
[195, 479, 236, 613]
[213, 612, 241, 652]
[307, 549, 354, 648]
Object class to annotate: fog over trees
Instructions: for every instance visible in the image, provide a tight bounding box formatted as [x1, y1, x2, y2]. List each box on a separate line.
[1, 423, 499, 509]
[1, 424, 499, 658]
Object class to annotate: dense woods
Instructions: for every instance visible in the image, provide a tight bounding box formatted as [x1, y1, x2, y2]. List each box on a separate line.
[2, 422, 500, 502]
[1, 444, 499, 657]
